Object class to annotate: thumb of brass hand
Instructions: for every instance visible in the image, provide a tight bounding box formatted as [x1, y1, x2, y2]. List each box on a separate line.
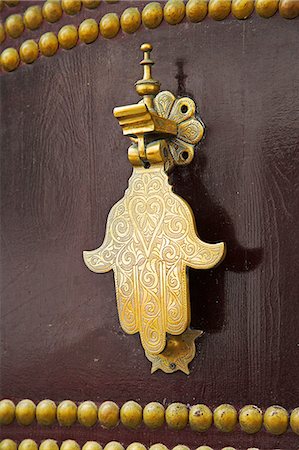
[83, 165, 225, 355]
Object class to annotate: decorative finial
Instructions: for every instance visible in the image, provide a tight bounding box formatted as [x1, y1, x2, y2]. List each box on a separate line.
[135, 43, 160, 110]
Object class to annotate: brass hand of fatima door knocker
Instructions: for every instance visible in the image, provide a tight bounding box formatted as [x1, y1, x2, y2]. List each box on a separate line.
[83, 43, 225, 374]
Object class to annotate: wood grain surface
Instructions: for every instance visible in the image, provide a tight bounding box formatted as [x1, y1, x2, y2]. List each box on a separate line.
[0, 5, 299, 450]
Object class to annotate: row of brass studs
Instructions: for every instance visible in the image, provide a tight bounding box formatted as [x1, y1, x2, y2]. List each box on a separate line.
[1, 0, 299, 73]
[0, 400, 299, 435]
[0, 440, 264, 450]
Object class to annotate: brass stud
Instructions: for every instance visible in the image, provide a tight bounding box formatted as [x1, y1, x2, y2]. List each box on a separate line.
[39, 32, 59, 56]
[5, 14, 24, 38]
[39, 440, 59, 450]
[57, 400, 77, 426]
[126, 445, 146, 450]
[0, 399, 15, 424]
[239, 405, 263, 434]
[18, 441, 38, 450]
[143, 402, 165, 429]
[82, 443, 102, 450]
[77, 400, 98, 427]
[61, 0, 82, 15]
[255, 0, 279, 17]
[209, 0, 231, 19]
[195, 447, 213, 450]
[16, 399, 36, 426]
[24, 5, 43, 30]
[186, 0, 208, 22]
[0, 47, 19, 71]
[60, 442, 80, 450]
[58, 24, 78, 49]
[189, 404, 213, 432]
[42, 0, 63, 23]
[103, 443, 124, 450]
[279, 0, 299, 18]
[149, 445, 168, 450]
[231, 0, 254, 18]
[172, 446, 190, 450]
[213, 404, 237, 432]
[221, 448, 236, 450]
[264, 405, 289, 435]
[99, 13, 120, 38]
[82, 0, 101, 8]
[142, 2, 163, 29]
[165, 403, 188, 430]
[0, 23, 6, 44]
[290, 407, 299, 434]
[98, 400, 120, 429]
[120, 400, 143, 429]
[120, 7, 141, 34]
[79, 18, 99, 43]
[0, 440, 17, 450]
[36, 399, 57, 426]
[164, 0, 186, 24]
[19, 39, 39, 64]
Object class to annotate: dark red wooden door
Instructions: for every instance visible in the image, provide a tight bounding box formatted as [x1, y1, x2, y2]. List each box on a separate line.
[1, 2, 298, 450]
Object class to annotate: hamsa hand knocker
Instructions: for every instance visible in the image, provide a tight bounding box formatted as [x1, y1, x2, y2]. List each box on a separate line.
[83, 44, 225, 374]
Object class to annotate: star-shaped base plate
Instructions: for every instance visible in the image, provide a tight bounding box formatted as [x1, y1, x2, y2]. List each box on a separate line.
[145, 328, 203, 375]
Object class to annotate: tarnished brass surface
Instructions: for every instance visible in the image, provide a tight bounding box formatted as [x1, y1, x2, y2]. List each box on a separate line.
[84, 43, 225, 373]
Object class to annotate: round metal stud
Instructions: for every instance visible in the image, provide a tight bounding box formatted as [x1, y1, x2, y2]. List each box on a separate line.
[149, 445, 168, 450]
[98, 400, 119, 429]
[195, 447, 213, 450]
[42, 0, 63, 23]
[59, 443, 79, 450]
[60, 442, 80, 450]
[39, 440, 59, 450]
[58, 24, 78, 49]
[255, 0, 279, 17]
[0, 399, 15, 424]
[5, 13, 24, 38]
[79, 18, 99, 43]
[172, 446, 190, 450]
[0, 440, 17, 450]
[208, 0, 231, 19]
[36, 399, 57, 426]
[18, 441, 38, 450]
[142, 2, 163, 29]
[82, 443, 102, 450]
[264, 405, 289, 435]
[279, 0, 299, 18]
[16, 399, 36, 426]
[290, 407, 299, 434]
[189, 404, 213, 432]
[39, 32, 59, 56]
[213, 404, 237, 432]
[143, 402, 165, 429]
[165, 403, 188, 430]
[126, 445, 146, 450]
[20, 39, 39, 64]
[82, 0, 101, 7]
[103, 443, 124, 450]
[186, 0, 208, 22]
[61, 0, 82, 15]
[231, 0, 254, 18]
[164, 0, 186, 24]
[78, 401, 98, 427]
[57, 400, 77, 426]
[0, 47, 19, 71]
[24, 5, 43, 30]
[99, 13, 120, 38]
[120, 401, 142, 429]
[239, 405, 263, 434]
[120, 7, 141, 34]
[0, 23, 6, 43]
